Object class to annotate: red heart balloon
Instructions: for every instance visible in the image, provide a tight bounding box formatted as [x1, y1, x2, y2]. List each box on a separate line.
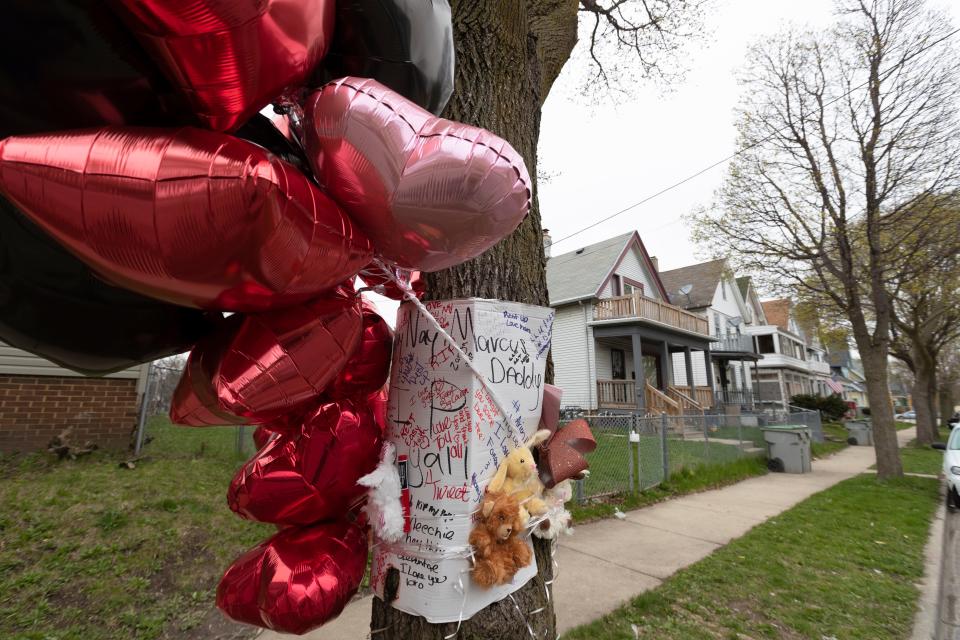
[0, 127, 373, 312]
[327, 303, 393, 400]
[216, 519, 368, 634]
[170, 296, 363, 426]
[114, 0, 335, 131]
[228, 399, 382, 525]
[304, 77, 532, 272]
[252, 425, 279, 450]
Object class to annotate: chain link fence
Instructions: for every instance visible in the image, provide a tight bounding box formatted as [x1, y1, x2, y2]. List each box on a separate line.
[573, 407, 822, 503]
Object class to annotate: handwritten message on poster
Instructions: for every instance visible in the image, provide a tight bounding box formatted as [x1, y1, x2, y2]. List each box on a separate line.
[371, 299, 554, 623]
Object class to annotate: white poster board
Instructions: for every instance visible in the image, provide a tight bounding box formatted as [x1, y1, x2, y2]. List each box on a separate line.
[370, 298, 554, 623]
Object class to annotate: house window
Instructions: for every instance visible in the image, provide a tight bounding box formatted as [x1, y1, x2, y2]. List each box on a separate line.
[714, 312, 721, 338]
[622, 278, 644, 297]
[757, 334, 775, 354]
[721, 281, 727, 300]
[611, 349, 626, 380]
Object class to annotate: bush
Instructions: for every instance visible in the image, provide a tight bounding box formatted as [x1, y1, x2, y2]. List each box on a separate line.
[861, 407, 871, 416]
[790, 393, 848, 422]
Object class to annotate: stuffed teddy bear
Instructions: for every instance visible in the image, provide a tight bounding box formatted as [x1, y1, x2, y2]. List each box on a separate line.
[488, 429, 551, 524]
[468, 490, 532, 587]
[533, 479, 574, 540]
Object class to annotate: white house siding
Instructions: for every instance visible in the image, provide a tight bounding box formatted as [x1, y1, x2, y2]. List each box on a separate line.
[614, 246, 658, 300]
[594, 337, 636, 382]
[550, 303, 596, 410]
[0, 342, 147, 386]
[671, 350, 709, 387]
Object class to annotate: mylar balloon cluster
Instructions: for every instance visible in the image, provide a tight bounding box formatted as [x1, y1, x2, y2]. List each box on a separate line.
[0, 0, 532, 634]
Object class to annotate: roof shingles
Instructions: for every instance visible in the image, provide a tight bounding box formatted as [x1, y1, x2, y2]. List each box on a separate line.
[659, 258, 727, 310]
[545, 232, 634, 304]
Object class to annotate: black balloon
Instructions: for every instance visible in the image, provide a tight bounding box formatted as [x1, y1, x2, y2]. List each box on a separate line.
[0, 0, 187, 135]
[236, 113, 311, 175]
[0, 199, 220, 375]
[318, 0, 455, 115]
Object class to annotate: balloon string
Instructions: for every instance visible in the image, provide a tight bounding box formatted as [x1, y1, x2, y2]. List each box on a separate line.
[372, 259, 528, 445]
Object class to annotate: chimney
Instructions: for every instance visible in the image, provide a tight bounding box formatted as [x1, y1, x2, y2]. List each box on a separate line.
[542, 229, 552, 258]
[649, 255, 659, 273]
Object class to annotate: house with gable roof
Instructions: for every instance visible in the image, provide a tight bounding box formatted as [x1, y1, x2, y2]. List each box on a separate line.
[741, 298, 833, 406]
[658, 258, 762, 411]
[545, 231, 717, 415]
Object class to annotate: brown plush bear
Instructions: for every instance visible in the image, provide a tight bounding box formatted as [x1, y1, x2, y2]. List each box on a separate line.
[468, 490, 532, 588]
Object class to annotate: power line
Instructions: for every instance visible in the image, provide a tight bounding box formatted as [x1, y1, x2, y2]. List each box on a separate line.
[550, 24, 960, 248]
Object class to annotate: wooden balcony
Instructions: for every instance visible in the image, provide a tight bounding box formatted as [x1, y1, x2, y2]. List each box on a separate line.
[593, 293, 710, 336]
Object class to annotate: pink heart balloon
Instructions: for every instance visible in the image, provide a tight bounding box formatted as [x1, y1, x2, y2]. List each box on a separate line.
[114, 0, 335, 132]
[304, 77, 532, 271]
[0, 127, 373, 312]
[170, 296, 363, 426]
[228, 399, 382, 525]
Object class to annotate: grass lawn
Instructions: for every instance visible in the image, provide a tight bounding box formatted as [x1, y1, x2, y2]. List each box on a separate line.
[868, 438, 943, 476]
[0, 416, 270, 640]
[570, 455, 769, 524]
[564, 474, 939, 640]
[581, 431, 755, 497]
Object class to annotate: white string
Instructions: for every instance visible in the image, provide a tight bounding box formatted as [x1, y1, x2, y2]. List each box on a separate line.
[372, 260, 527, 445]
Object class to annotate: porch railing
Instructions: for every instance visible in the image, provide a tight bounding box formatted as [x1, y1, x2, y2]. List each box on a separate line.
[597, 379, 714, 413]
[646, 383, 680, 415]
[672, 385, 714, 408]
[713, 335, 755, 353]
[594, 292, 710, 336]
[596, 379, 637, 409]
[665, 386, 700, 412]
[715, 389, 756, 408]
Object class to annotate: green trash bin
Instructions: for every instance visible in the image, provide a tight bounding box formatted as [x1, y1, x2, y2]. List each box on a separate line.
[762, 426, 813, 474]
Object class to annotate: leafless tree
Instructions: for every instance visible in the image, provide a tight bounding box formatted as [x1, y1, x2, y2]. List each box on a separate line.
[692, 0, 960, 478]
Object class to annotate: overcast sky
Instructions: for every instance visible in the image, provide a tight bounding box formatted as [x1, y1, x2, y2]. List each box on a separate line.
[539, 0, 960, 273]
[370, 0, 960, 322]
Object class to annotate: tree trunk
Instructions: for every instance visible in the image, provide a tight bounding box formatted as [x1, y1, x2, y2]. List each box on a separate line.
[856, 342, 903, 478]
[371, 1, 577, 638]
[929, 360, 940, 442]
[941, 385, 955, 432]
[912, 345, 938, 445]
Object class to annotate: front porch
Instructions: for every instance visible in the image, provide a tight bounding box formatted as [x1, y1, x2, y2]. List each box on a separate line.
[591, 323, 716, 416]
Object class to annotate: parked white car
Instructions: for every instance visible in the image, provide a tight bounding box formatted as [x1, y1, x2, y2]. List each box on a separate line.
[934, 428, 960, 510]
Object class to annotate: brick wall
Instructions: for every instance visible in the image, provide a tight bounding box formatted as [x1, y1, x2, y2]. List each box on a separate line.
[0, 375, 140, 453]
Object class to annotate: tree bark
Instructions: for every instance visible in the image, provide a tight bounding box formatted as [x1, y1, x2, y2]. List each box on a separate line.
[856, 340, 903, 479]
[940, 385, 955, 432]
[371, 1, 578, 638]
[912, 345, 938, 445]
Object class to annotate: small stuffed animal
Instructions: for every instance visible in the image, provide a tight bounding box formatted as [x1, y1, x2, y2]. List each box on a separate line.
[469, 490, 532, 587]
[533, 479, 574, 540]
[488, 429, 551, 524]
[357, 443, 405, 543]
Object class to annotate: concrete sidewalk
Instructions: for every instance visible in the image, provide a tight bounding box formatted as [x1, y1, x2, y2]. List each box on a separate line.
[259, 428, 916, 640]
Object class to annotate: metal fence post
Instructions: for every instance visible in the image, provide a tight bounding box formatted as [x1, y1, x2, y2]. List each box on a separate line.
[576, 477, 585, 504]
[660, 412, 669, 483]
[133, 362, 154, 456]
[236, 425, 246, 456]
[636, 416, 643, 489]
[703, 413, 710, 464]
[627, 414, 636, 493]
